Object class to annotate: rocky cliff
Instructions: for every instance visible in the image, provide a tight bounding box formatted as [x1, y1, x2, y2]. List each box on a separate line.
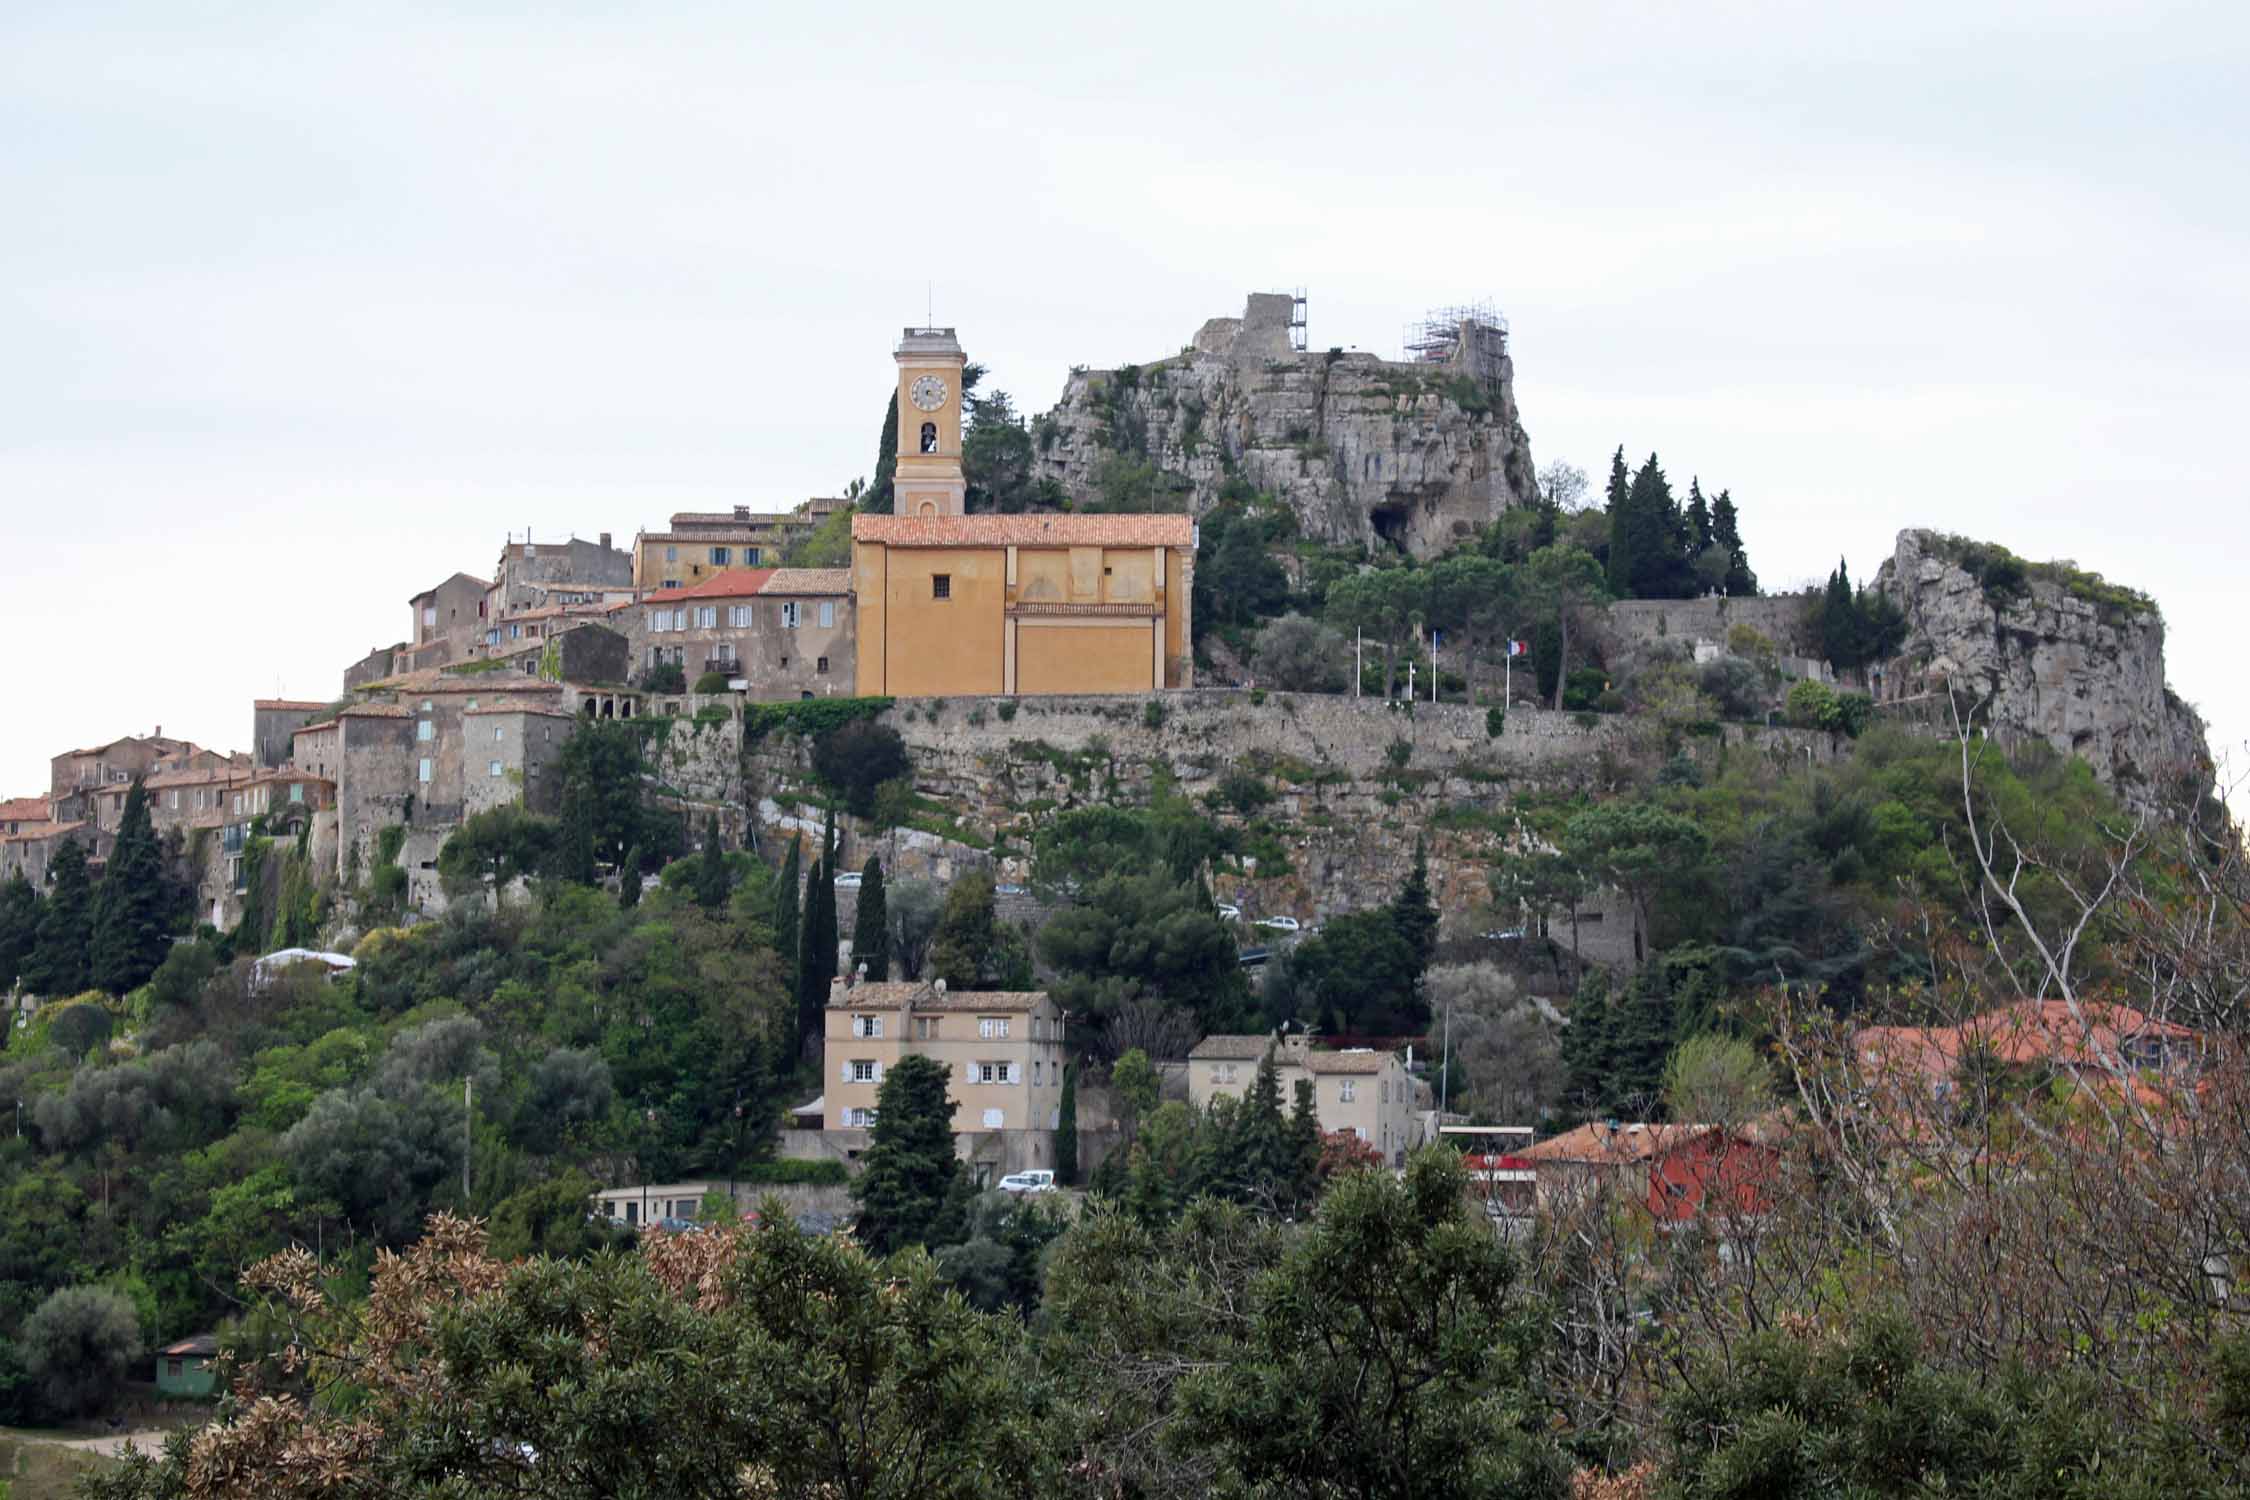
[1031, 293, 1539, 557]
[1875, 528, 2211, 813]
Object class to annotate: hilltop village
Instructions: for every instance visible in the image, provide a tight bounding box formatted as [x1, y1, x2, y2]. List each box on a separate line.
[2, 299, 2241, 1495]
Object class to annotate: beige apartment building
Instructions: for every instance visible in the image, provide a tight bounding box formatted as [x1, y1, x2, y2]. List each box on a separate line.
[625, 566, 855, 696]
[820, 976, 1067, 1181]
[632, 500, 847, 593]
[1187, 1033, 1427, 1166]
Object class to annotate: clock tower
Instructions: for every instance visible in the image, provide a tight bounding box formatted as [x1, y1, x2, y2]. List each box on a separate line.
[893, 326, 968, 518]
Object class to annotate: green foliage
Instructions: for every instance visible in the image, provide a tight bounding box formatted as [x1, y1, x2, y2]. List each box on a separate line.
[19, 1285, 140, 1420]
[694, 814, 729, 911]
[851, 856, 889, 980]
[1038, 871, 1249, 1035]
[850, 1054, 962, 1255]
[739, 694, 894, 745]
[930, 871, 998, 990]
[810, 718, 912, 817]
[867, 389, 898, 513]
[781, 500, 856, 565]
[556, 721, 678, 872]
[692, 670, 733, 694]
[0, 871, 39, 992]
[1818, 557, 1909, 669]
[641, 660, 687, 692]
[23, 837, 92, 997]
[436, 804, 557, 898]
[90, 781, 172, 995]
[485, 1168, 630, 1261]
[1273, 909, 1426, 1036]
[1054, 1063, 1079, 1186]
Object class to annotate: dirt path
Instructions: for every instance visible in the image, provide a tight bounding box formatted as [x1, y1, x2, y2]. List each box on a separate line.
[40, 1428, 173, 1459]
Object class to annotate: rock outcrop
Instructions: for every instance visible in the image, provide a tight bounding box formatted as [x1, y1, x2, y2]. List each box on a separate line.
[1875, 528, 2211, 813]
[1031, 293, 1539, 557]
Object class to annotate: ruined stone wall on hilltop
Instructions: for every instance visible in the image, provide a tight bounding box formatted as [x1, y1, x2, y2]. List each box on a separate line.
[1031, 293, 1539, 558]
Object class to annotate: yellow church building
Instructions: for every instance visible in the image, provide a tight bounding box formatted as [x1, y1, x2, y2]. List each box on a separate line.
[852, 327, 1196, 697]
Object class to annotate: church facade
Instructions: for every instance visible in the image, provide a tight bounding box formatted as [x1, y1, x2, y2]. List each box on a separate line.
[852, 327, 1195, 697]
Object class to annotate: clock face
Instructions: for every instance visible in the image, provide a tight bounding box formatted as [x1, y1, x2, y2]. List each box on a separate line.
[909, 374, 948, 412]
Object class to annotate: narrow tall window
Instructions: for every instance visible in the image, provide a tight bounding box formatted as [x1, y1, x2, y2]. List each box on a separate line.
[932, 574, 951, 600]
[920, 421, 937, 453]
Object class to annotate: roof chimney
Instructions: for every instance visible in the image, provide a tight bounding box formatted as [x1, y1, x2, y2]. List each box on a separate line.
[828, 975, 848, 1004]
[599, 531, 612, 550]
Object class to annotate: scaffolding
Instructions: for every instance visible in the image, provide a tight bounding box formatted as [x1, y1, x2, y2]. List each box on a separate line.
[1402, 300, 1509, 366]
[1288, 288, 1309, 352]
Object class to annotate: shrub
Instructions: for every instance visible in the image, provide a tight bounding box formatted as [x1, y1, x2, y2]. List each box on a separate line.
[1143, 700, 1166, 730]
[1785, 678, 1838, 729]
[1252, 614, 1346, 693]
[1561, 666, 1607, 711]
[811, 720, 913, 818]
[1385, 738, 1413, 769]
[692, 671, 733, 694]
[641, 662, 687, 693]
[1486, 706, 1505, 739]
[997, 700, 1018, 722]
[1214, 770, 1275, 815]
[736, 1158, 850, 1186]
[1696, 656, 1768, 721]
[20, 1285, 140, 1419]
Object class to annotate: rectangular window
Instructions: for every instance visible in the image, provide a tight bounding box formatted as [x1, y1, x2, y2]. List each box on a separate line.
[711, 546, 730, 566]
[1381, 1080, 1389, 1103]
[914, 1017, 940, 1040]
[661, 579, 680, 589]
[1216, 1063, 1238, 1084]
[978, 1061, 1015, 1084]
[847, 1106, 877, 1127]
[1033, 1059, 1043, 1086]
[418, 720, 433, 741]
[168, 790, 179, 809]
[289, 783, 304, 803]
[931, 574, 951, 600]
[696, 606, 717, 629]
[418, 758, 433, 783]
[422, 606, 436, 628]
[231, 793, 242, 814]
[819, 601, 835, 628]
[780, 601, 801, 628]
[853, 1015, 882, 1038]
[850, 1059, 878, 1083]
[979, 1017, 1011, 1039]
[728, 604, 753, 628]
[494, 725, 505, 741]
[1339, 1081, 1356, 1102]
[489, 760, 504, 778]
[816, 656, 829, 675]
[745, 547, 762, 566]
[665, 545, 678, 561]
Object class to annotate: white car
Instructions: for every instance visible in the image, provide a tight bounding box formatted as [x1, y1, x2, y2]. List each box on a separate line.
[1216, 903, 1242, 921]
[997, 1170, 1056, 1194]
[1254, 915, 1301, 933]
[834, 871, 863, 890]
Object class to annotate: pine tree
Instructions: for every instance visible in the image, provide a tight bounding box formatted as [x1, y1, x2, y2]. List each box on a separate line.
[26, 838, 92, 997]
[1616, 453, 1687, 600]
[930, 872, 997, 990]
[1607, 968, 1678, 1117]
[851, 1053, 961, 1254]
[618, 844, 642, 909]
[851, 857, 889, 980]
[1054, 1062, 1079, 1186]
[1712, 491, 1757, 597]
[1229, 1047, 1296, 1208]
[558, 772, 596, 885]
[1391, 839, 1439, 974]
[1601, 446, 1636, 598]
[89, 780, 169, 994]
[867, 391, 899, 515]
[695, 814, 728, 911]
[0, 873, 39, 991]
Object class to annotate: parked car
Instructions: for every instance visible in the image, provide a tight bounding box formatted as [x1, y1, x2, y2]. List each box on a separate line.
[1483, 928, 1525, 942]
[998, 1169, 1056, 1194]
[1216, 903, 1242, 921]
[834, 871, 863, 890]
[1254, 915, 1301, 933]
[996, 883, 1029, 896]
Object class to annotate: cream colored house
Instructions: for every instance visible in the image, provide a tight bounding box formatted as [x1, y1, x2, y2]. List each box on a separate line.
[1187, 1033, 1427, 1166]
[820, 976, 1068, 1183]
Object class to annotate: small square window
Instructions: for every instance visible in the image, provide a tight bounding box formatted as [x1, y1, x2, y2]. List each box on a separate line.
[489, 760, 504, 778]
[712, 546, 730, 566]
[931, 574, 951, 600]
[494, 725, 504, 741]
[817, 656, 829, 675]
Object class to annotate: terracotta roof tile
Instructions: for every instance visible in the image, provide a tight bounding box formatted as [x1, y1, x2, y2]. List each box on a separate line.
[360, 668, 563, 696]
[464, 699, 579, 718]
[757, 568, 851, 596]
[1190, 1034, 1282, 1061]
[1303, 1050, 1392, 1075]
[340, 703, 413, 718]
[290, 720, 339, 737]
[1, 820, 85, 844]
[633, 568, 778, 604]
[852, 514, 1194, 548]
[254, 699, 331, 711]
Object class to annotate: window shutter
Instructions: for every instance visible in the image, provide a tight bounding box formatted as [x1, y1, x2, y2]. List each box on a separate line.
[839, 1061, 850, 1082]
[872, 1063, 883, 1083]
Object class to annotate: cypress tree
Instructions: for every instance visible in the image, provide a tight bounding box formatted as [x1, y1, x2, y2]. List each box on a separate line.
[1608, 968, 1679, 1118]
[1821, 559, 1861, 667]
[796, 855, 825, 1054]
[1618, 453, 1685, 600]
[1561, 967, 1615, 1118]
[1602, 446, 1636, 597]
[867, 391, 899, 515]
[851, 1053, 961, 1254]
[1712, 491, 1758, 596]
[90, 780, 169, 994]
[772, 839, 802, 990]
[1054, 1061, 1079, 1186]
[0, 872, 39, 991]
[558, 770, 596, 884]
[618, 844, 642, 908]
[1286, 1076, 1322, 1209]
[1229, 1047, 1295, 1206]
[1684, 478, 1713, 555]
[26, 838, 93, 997]
[695, 813, 728, 911]
[851, 856, 889, 980]
[1391, 838, 1439, 974]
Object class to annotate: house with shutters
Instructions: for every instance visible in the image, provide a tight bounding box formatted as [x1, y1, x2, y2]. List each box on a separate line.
[819, 975, 1067, 1183]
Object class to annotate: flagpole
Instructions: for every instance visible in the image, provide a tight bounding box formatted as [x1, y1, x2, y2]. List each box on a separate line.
[1355, 629, 1362, 699]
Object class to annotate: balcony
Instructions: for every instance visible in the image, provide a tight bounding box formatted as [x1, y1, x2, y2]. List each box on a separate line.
[701, 658, 741, 677]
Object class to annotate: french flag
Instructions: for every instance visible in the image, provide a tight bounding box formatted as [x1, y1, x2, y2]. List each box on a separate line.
[1506, 640, 1530, 658]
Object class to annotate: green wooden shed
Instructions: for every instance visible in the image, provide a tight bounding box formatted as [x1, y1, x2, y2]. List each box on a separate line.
[155, 1334, 221, 1398]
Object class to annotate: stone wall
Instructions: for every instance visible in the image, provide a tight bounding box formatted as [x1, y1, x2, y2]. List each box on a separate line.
[1031, 293, 1539, 558]
[1595, 595, 1814, 663]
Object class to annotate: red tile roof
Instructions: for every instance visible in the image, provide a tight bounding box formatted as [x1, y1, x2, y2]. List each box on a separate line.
[757, 568, 851, 596]
[1520, 1115, 1791, 1165]
[633, 568, 778, 604]
[852, 514, 1194, 548]
[291, 720, 339, 737]
[1856, 1000, 2194, 1081]
[0, 796, 51, 822]
[825, 980, 1050, 1013]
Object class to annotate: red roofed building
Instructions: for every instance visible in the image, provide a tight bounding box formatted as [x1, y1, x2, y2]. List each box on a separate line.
[1519, 1117, 1787, 1224]
[1856, 999, 2198, 1093]
[621, 567, 855, 698]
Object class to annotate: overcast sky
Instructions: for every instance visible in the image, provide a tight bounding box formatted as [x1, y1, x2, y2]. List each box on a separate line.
[4, 1, 2244, 804]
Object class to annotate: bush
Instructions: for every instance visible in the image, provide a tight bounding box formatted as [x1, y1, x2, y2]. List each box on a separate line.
[1214, 770, 1274, 815]
[997, 700, 1018, 722]
[1385, 738, 1413, 769]
[641, 662, 687, 693]
[1561, 666, 1607, 711]
[1785, 678, 1837, 730]
[1486, 706, 1505, 739]
[1252, 614, 1345, 693]
[736, 1158, 849, 1186]
[811, 720, 913, 818]
[20, 1285, 140, 1419]
[692, 671, 733, 694]
[1696, 656, 1768, 720]
[1143, 700, 1166, 730]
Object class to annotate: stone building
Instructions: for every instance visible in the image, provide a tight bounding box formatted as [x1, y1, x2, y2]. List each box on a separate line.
[402, 572, 492, 672]
[625, 567, 856, 696]
[253, 700, 332, 769]
[49, 733, 194, 802]
[291, 719, 340, 782]
[819, 976, 1068, 1182]
[0, 817, 90, 887]
[1187, 1032, 1426, 1166]
[487, 535, 634, 620]
[631, 499, 845, 592]
[461, 699, 575, 818]
[343, 644, 404, 692]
